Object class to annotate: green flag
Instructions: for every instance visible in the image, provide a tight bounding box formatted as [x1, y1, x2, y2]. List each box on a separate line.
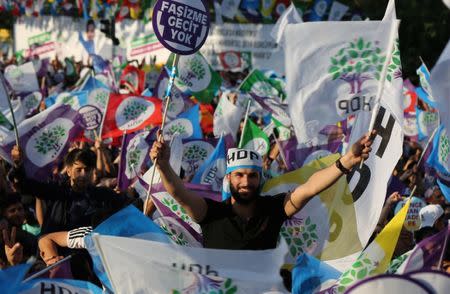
[167, 52, 222, 104]
[239, 119, 270, 156]
[271, 116, 291, 141]
[239, 69, 286, 100]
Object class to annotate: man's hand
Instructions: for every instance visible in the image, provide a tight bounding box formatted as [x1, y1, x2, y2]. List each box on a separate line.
[341, 130, 375, 169]
[3, 227, 23, 266]
[386, 192, 403, 206]
[11, 145, 22, 167]
[149, 132, 170, 168]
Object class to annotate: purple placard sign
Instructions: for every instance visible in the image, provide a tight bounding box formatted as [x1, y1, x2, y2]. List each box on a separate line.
[152, 0, 210, 55]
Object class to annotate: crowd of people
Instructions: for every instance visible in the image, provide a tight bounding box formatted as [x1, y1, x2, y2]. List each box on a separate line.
[0, 47, 449, 292]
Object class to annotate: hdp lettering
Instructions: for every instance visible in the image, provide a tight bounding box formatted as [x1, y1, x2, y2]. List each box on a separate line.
[337, 95, 374, 115]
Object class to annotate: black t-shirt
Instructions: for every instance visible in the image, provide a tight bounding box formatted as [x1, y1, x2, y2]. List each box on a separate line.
[200, 194, 288, 250]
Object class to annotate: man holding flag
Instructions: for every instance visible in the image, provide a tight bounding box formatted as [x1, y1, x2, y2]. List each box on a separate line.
[150, 130, 375, 250]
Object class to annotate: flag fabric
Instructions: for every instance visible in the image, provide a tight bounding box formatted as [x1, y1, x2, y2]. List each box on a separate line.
[213, 91, 245, 141]
[328, 1, 349, 21]
[4, 62, 40, 93]
[262, 154, 362, 269]
[272, 116, 292, 141]
[167, 52, 222, 104]
[292, 253, 342, 294]
[92, 234, 288, 294]
[240, 69, 286, 100]
[430, 39, 450, 155]
[86, 205, 170, 291]
[0, 104, 83, 181]
[101, 94, 163, 139]
[437, 179, 450, 202]
[426, 124, 450, 177]
[153, 67, 193, 119]
[117, 128, 157, 191]
[0, 263, 31, 294]
[399, 224, 450, 274]
[308, 0, 333, 21]
[271, 3, 303, 45]
[119, 64, 146, 95]
[181, 139, 216, 179]
[403, 79, 418, 113]
[238, 119, 270, 156]
[19, 279, 102, 294]
[416, 63, 436, 108]
[163, 104, 203, 141]
[251, 92, 291, 127]
[284, 19, 401, 144]
[415, 107, 439, 141]
[191, 135, 227, 191]
[19, 91, 42, 118]
[333, 197, 411, 293]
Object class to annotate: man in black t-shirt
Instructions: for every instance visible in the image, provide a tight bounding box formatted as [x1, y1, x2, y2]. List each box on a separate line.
[150, 132, 374, 250]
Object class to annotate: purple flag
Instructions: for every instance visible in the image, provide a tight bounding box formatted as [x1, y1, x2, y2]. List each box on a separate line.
[403, 225, 450, 273]
[280, 137, 343, 171]
[1, 104, 83, 181]
[117, 128, 158, 191]
[250, 93, 291, 126]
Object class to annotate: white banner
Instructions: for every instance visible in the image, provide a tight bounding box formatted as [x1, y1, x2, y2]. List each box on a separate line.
[94, 235, 288, 293]
[201, 23, 285, 74]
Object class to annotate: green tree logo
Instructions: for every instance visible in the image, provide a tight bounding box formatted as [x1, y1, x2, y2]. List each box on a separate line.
[24, 95, 39, 110]
[386, 38, 402, 82]
[94, 90, 109, 108]
[34, 126, 66, 155]
[439, 131, 450, 164]
[162, 197, 192, 224]
[280, 216, 319, 258]
[167, 122, 187, 137]
[127, 149, 141, 174]
[61, 95, 77, 108]
[123, 101, 148, 121]
[159, 223, 189, 246]
[179, 56, 206, 88]
[337, 256, 377, 293]
[184, 144, 209, 175]
[329, 38, 387, 94]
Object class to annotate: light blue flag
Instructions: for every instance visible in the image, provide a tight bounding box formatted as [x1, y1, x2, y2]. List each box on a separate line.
[416, 63, 437, 108]
[80, 75, 110, 92]
[163, 104, 203, 140]
[0, 263, 31, 294]
[308, 0, 333, 21]
[86, 205, 170, 292]
[20, 278, 102, 294]
[45, 91, 88, 109]
[141, 88, 153, 97]
[415, 106, 439, 141]
[437, 179, 450, 202]
[292, 254, 341, 294]
[426, 124, 450, 177]
[191, 135, 226, 191]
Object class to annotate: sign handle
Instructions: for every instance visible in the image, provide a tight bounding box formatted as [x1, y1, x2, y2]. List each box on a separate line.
[144, 54, 180, 214]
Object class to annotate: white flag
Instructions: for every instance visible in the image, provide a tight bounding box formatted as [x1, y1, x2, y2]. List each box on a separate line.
[285, 20, 400, 144]
[271, 3, 303, 45]
[93, 235, 288, 293]
[213, 92, 244, 140]
[4, 62, 40, 93]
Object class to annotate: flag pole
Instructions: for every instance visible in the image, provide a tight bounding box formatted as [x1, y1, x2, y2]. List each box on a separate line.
[238, 99, 252, 148]
[144, 54, 180, 214]
[272, 129, 289, 170]
[0, 74, 19, 147]
[416, 126, 438, 168]
[23, 255, 73, 283]
[360, 20, 400, 168]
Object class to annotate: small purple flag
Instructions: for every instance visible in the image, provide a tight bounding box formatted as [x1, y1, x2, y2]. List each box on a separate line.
[117, 128, 158, 191]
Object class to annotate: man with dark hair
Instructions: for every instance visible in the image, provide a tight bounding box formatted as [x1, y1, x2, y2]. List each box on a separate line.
[0, 193, 37, 268]
[10, 146, 130, 235]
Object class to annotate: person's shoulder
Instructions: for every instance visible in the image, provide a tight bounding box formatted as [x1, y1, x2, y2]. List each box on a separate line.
[259, 193, 287, 202]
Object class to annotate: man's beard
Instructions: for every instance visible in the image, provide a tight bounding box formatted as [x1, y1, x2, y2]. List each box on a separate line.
[230, 185, 259, 205]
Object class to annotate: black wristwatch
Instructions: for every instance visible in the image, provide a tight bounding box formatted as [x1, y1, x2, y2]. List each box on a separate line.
[335, 158, 351, 175]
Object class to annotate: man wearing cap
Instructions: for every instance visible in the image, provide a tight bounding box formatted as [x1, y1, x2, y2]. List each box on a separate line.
[150, 132, 374, 250]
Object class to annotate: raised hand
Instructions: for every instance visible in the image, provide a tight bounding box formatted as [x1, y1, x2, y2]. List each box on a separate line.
[2, 227, 23, 266]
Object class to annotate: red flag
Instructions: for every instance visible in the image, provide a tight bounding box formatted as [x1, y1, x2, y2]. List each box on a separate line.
[101, 94, 162, 139]
[120, 65, 146, 95]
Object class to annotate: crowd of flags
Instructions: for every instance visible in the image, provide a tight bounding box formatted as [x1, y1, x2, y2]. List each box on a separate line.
[0, 0, 449, 293]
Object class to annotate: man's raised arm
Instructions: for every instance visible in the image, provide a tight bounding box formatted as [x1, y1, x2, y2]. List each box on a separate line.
[150, 136, 208, 223]
[284, 131, 375, 217]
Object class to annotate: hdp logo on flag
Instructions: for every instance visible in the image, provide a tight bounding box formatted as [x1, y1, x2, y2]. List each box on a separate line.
[163, 104, 203, 140]
[416, 63, 436, 108]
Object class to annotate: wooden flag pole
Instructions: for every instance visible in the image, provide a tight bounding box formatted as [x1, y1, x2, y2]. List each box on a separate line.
[144, 54, 180, 214]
